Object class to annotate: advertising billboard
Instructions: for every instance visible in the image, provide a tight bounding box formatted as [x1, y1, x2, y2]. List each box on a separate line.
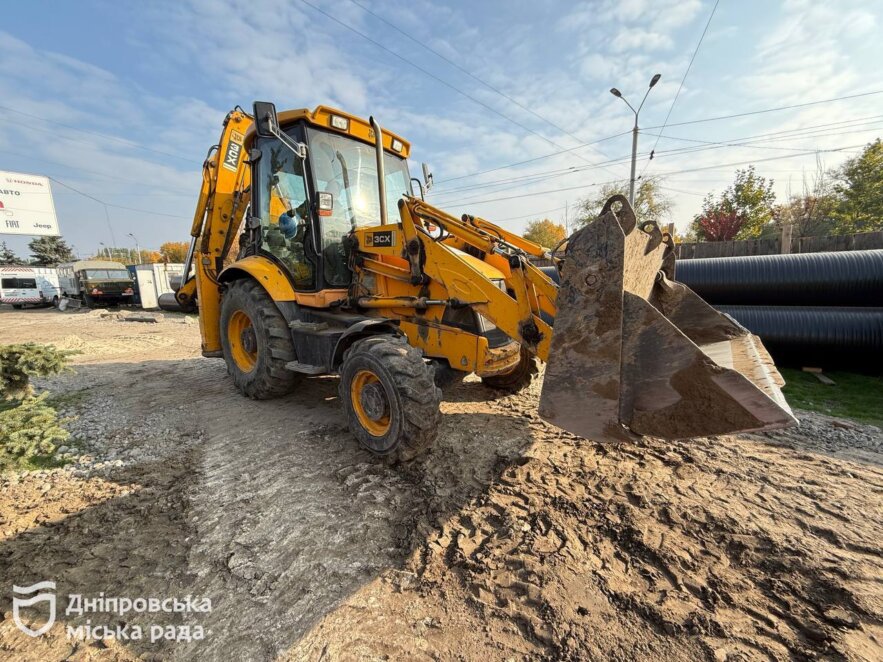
[0, 171, 60, 236]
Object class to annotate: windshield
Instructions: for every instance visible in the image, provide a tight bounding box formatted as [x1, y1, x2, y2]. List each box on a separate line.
[307, 128, 411, 230]
[307, 127, 411, 286]
[85, 270, 130, 280]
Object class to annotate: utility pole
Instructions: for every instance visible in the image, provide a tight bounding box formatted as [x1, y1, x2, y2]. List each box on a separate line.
[610, 73, 661, 206]
[128, 233, 142, 264]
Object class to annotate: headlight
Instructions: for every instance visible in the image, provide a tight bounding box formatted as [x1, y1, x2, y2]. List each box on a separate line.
[391, 138, 403, 153]
[330, 115, 349, 131]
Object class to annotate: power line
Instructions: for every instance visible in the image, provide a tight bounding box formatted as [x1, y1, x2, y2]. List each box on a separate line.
[444, 143, 864, 207]
[497, 205, 568, 223]
[431, 117, 883, 200]
[432, 131, 632, 187]
[438, 115, 883, 197]
[644, 90, 883, 130]
[49, 177, 190, 219]
[647, 120, 883, 154]
[0, 105, 201, 165]
[299, 0, 624, 179]
[348, 0, 588, 143]
[641, 0, 720, 178]
[0, 148, 197, 193]
[432, 89, 883, 187]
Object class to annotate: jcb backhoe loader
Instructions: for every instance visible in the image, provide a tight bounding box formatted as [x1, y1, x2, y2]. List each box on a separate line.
[162, 102, 796, 461]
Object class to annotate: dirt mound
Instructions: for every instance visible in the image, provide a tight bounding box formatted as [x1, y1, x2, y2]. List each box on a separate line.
[1, 309, 881, 660]
[288, 385, 883, 661]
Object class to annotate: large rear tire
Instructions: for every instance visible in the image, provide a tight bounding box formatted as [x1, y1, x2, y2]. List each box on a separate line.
[220, 278, 300, 399]
[339, 335, 441, 462]
[481, 346, 539, 392]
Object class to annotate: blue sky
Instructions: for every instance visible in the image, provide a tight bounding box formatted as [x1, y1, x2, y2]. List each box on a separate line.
[2, 0, 882, 258]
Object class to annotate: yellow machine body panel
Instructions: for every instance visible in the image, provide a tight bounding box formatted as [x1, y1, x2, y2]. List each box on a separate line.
[171, 101, 796, 446]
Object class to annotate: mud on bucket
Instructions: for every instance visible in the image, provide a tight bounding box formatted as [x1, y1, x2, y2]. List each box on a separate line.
[538, 195, 797, 443]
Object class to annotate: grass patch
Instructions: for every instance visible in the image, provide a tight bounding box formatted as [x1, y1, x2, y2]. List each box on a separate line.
[781, 369, 883, 427]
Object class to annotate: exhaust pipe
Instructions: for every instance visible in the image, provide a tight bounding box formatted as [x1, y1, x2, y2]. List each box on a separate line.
[369, 116, 388, 226]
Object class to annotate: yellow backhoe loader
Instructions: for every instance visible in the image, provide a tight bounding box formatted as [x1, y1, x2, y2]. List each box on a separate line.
[162, 102, 796, 461]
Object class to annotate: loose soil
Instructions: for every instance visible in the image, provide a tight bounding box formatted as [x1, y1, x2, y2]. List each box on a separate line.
[1, 307, 881, 661]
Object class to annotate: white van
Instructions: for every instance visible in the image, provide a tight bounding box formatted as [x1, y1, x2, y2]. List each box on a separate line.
[0, 266, 60, 308]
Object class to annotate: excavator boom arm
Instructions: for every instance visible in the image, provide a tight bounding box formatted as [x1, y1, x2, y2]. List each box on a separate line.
[175, 109, 253, 355]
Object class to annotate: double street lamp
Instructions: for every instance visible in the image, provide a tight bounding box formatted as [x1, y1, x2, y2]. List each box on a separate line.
[610, 73, 661, 206]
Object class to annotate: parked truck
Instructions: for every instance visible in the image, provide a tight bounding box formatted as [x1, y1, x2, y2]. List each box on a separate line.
[56, 260, 135, 307]
[0, 266, 60, 308]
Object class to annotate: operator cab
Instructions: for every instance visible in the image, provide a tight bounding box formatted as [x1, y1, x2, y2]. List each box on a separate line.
[248, 102, 413, 294]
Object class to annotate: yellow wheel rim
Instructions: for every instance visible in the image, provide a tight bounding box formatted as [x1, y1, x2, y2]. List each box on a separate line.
[228, 310, 257, 372]
[350, 369, 391, 436]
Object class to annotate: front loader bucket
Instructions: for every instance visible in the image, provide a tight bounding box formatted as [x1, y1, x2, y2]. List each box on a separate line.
[538, 195, 797, 442]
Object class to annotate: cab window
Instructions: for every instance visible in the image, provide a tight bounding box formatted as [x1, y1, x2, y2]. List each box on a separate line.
[307, 127, 411, 287]
[256, 137, 315, 290]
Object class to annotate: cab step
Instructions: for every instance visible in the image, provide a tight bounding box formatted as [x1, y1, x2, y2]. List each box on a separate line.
[284, 360, 326, 375]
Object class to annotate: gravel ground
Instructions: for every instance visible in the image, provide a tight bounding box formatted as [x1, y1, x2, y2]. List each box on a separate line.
[0, 307, 881, 661]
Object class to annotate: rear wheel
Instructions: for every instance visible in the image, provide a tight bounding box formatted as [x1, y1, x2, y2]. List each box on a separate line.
[220, 278, 300, 399]
[481, 346, 539, 392]
[339, 335, 441, 462]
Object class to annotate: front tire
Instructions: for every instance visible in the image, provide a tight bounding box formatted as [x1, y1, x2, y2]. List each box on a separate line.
[220, 278, 299, 399]
[339, 335, 441, 462]
[481, 346, 539, 392]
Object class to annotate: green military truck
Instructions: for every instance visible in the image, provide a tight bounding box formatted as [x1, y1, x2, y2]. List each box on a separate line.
[56, 260, 135, 308]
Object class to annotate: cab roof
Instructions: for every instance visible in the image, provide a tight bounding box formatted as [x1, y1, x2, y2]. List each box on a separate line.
[246, 105, 411, 158]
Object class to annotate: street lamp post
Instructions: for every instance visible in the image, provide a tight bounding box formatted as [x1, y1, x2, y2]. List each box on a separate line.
[610, 73, 661, 207]
[128, 233, 142, 264]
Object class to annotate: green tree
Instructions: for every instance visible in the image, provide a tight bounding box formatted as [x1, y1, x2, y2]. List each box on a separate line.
[0, 241, 21, 265]
[690, 166, 776, 240]
[830, 139, 883, 234]
[523, 218, 566, 249]
[576, 177, 672, 227]
[28, 236, 74, 266]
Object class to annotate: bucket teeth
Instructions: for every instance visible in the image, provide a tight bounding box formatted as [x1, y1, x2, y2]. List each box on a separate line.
[538, 197, 797, 443]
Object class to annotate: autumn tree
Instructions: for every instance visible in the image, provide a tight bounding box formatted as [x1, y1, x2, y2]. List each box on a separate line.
[696, 209, 743, 241]
[829, 139, 883, 234]
[690, 166, 776, 240]
[523, 219, 566, 249]
[28, 236, 74, 266]
[160, 241, 190, 263]
[577, 177, 672, 227]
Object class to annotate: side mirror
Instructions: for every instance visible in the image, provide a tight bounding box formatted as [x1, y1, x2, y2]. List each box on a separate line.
[254, 101, 279, 138]
[421, 162, 433, 190]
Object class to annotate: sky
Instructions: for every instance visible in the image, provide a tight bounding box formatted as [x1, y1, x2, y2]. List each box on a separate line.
[1, 0, 882, 259]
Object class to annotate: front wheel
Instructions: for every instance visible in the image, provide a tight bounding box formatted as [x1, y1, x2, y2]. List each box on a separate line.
[339, 335, 441, 463]
[220, 278, 300, 399]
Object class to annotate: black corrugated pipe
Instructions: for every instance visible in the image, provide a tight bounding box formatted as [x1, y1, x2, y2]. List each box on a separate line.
[717, 305, 883, 371]
[675, 249, 883, 306]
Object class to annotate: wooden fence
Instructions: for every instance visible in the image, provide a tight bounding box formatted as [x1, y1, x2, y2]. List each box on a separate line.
[676, 230, 883, 259]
